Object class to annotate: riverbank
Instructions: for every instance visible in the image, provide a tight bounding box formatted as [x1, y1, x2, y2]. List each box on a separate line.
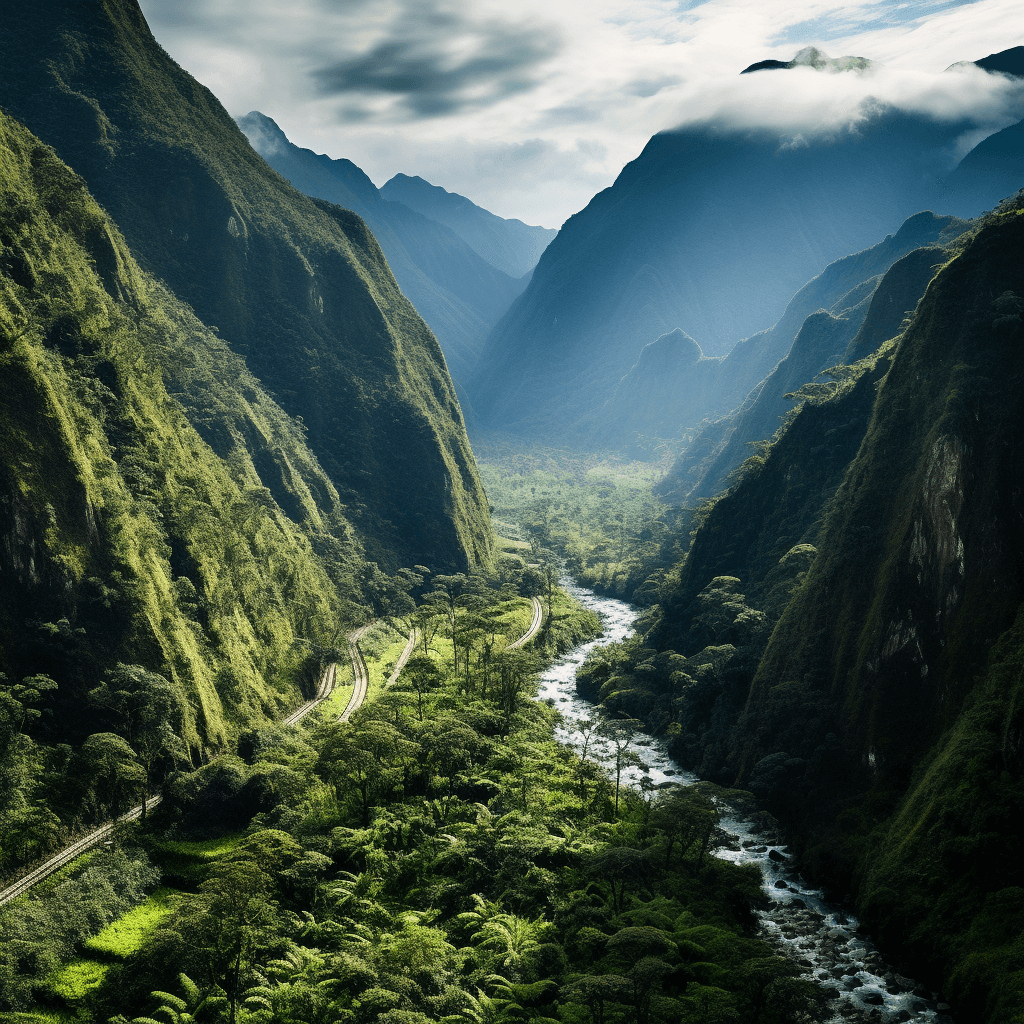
[546, 578, 956, 1024]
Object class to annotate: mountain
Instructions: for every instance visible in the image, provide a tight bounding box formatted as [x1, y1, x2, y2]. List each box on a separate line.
[0, 106, 351, 756]
[741, 45, 876, 74]
[468, 49, 1022, 442]
[942, 118, 1024, 213]
[738, 202, 1024, 1021]
[592, 197, 1024, 1022]
[656, 213, 965, 502]
[0, 0, 492, 574]
[237, 112, 527, 383]
[590, 210, 961, 455]
[379, 174, 556, 280]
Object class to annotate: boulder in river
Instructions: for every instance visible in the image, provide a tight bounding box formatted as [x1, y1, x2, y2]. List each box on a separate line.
[769, 848, 786, 862]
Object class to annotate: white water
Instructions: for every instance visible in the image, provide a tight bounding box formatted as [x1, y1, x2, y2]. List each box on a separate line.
[537, 579, 954, 1024]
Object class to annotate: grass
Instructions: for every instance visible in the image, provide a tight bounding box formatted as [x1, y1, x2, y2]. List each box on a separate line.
[150, 833, 246, 882]
[83, 887, 176, 959]
[46, 959, 109, 1002]
[152, 835, 245, 861]
[496, 535, 531, 553]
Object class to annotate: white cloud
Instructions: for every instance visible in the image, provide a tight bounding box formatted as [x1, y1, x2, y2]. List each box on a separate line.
[138, 0, 1023, 226]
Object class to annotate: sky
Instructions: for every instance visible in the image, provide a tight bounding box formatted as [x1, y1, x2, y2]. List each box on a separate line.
[138, 0, 1023, 227]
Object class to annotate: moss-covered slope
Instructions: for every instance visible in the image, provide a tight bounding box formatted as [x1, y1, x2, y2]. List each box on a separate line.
[738, 207, 1024, 1018]
[0, 108, 350, 755]
[0, 0, 492, 572]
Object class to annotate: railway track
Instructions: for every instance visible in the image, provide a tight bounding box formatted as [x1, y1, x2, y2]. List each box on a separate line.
[339, 624, 372, 721]
[507, 597, 544, 649]
[0, 623, 372, 907]
[386, 627, 418, 687]
[0, 796, 162, 908]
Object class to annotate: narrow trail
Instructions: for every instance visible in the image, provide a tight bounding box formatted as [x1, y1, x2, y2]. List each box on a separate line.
[507, 597, 544, 649]
[0, 622, 371, 908]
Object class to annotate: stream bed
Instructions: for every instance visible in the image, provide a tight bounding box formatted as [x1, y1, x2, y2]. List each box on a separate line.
[536, 580, 954, 1024]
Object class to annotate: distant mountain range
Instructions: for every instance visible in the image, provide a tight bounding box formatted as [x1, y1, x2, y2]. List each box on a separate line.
[379, 174, 555, 280]
[468, 47, 1024, 444]
[237, 113, 553, 384]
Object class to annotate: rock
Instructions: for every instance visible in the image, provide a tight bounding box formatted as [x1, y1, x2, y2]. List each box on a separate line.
[857, 989, 885, 1005]
[769, 849, 786, 862]
[774, 879, 789, 889]
[896, 1012, 912, 1023]
[790, 898, 806, 908]
[821, 986, 841, 1000]
[910, 999, 929, 1011]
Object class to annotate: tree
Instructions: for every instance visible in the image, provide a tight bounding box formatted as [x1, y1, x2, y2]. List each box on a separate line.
[650, 787, 719, 868]
[81, 732, 146, 817]
[596, 719, 642, 816]
[174, 855, 281, 1024]
[89, 664, 188, 812]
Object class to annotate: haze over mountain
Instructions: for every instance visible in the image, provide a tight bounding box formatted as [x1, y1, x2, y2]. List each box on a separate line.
[469, 47, 1024, 441]
[655, 212, 967, 500]
[379, 174, 556, 280]
[237, 111, 527, 384]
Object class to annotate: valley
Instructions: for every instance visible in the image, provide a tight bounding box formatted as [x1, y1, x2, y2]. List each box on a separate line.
[1, 3, 1023, 1023]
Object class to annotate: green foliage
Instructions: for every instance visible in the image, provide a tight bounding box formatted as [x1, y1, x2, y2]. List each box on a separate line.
[477, 439, 688, 603]
[0, 0, 493, 574]
[84, 888, 176, 960]
[5, 585, 812, 1024]
[0, 105, 364, 877]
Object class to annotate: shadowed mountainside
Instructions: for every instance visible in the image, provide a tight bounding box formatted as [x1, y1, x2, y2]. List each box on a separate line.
[379, 173, 556, 280]
[468, 50, 1021, 442]
[237, 112, 528, 384]
[0, 0, 492, 573]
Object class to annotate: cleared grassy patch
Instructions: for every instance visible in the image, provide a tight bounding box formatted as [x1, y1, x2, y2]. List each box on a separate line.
[83, 887, 175, 959]
[150, 833, 246, 881]
[46, 959, 109, 1002]
[497, 535, 531, 552]
[153, 834, 244, 861]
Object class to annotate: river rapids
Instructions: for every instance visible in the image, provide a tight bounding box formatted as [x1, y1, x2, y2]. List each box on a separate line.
[535, 580, 955, 1024]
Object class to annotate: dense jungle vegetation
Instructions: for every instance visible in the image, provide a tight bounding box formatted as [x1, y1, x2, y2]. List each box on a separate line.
[1, 578, 826, 1024]
[475, 439, 688, 605]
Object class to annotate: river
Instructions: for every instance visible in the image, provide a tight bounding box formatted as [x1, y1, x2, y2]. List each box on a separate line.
[536, 579, 954, 1024]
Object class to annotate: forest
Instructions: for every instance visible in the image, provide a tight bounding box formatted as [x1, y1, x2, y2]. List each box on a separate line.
[2, 3, 1024, 1023]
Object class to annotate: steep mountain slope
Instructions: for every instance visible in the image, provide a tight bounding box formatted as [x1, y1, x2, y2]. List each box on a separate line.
[942, 119, 1024, 213]
[0, 108, 347, 769]
[379, 174, 556, 280]
[591, 211, 953, 462]
[237, 112, 526, 383]
[660, 237, 954, 503]
[469, 52, 1020, 439]
[0, 0, 492, 572]
[617, 201, 1024, 1022]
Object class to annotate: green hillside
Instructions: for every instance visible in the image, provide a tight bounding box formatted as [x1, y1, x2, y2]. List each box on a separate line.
[0, 106, 353, 844]
[0, 0, 492, 573]
[573, 195, 1024, 1021]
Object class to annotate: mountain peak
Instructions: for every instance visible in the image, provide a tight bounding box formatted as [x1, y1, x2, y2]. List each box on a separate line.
[742, 47, 875, 75]
[946, 45, 1024, 77]
[236, 110, 289, 156]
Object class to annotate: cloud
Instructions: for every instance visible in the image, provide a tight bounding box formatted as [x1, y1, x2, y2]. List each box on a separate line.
[138, 0, 1024, 226]
[312, 5, 564, 118]
[657, 59, 1024, 137]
